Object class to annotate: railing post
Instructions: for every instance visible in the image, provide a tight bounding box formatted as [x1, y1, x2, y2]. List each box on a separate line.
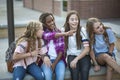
[6, 0, 15, 46]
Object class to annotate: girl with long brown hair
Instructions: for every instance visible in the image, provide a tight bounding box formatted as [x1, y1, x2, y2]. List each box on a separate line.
[86, 17, 120, 80]
[64, 10, 91, 80]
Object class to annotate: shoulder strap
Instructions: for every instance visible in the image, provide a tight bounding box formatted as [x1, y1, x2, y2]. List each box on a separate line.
[18, 44, 26, 50]
[5, 41, 16, 61]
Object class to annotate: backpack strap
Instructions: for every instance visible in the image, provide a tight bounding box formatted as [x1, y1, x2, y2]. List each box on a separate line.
[18, 44, 26, 50]
[5, 41, 16, 62]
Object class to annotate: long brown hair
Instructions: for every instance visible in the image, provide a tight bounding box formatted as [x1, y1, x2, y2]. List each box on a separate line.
[63, 10, 81, 51]
[86, 17, 110, 49]
[16, 20, 43, 52]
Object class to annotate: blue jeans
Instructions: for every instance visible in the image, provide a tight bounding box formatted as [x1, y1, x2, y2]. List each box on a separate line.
[41, 60, 65, 80]
[67, 55, 91, 80]
[13, 62, 45, 80]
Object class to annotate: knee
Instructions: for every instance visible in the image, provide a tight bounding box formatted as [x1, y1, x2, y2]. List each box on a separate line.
[81, 67, 90, 74]
[103, 54, 111, 60]
[107, 66, 113, 71]
[43, 71, 52, 80]
[35, 72, 45, 80]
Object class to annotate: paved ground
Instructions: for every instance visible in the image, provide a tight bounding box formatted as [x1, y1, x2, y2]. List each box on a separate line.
[0, 0, 120, 79]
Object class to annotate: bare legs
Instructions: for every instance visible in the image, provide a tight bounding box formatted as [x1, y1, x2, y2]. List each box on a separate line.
[96, 53, 120, 80]
[106, 66, 113, 80]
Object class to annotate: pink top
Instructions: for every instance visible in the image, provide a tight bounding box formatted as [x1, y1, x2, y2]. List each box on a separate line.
[13, 41, 38, 69]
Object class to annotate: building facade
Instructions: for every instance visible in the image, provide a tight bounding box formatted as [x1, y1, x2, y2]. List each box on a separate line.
[23, 0, 120, 19]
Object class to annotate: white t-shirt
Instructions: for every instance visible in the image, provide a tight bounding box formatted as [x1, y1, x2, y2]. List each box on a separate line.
[48, 40, 57, 59]
[67, 27, 89, 56]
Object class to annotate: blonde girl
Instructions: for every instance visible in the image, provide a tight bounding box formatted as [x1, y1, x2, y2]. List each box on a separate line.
[13, 21, 45, 80]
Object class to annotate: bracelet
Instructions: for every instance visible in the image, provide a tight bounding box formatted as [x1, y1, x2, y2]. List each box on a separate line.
[108, 52, 112, 56]
[94, 61, 98, 66]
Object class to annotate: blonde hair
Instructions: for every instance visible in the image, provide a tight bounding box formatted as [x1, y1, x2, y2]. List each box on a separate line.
[16, 20, 43, 52]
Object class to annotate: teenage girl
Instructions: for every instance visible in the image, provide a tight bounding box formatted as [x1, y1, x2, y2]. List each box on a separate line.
[86, 17, 120, 80]
[63, 10, 91, 80]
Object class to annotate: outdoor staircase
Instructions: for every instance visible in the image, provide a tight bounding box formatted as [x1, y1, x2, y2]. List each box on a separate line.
[0, 26, 26, 39]
[1, 27, 120, 80]
[2, 66, 120, 80]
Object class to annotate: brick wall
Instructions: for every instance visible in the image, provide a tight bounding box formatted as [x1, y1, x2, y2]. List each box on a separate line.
[23, 0, 120, 19]
[23, 0, 33, 9]
[23, 0, 61, 15]
[68, 0, 120, 19]
[33, 0, 53, 13]
[53, 1, 62, 16]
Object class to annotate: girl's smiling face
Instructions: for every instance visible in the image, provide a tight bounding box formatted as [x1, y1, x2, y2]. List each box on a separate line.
[93, 22, 104, 34]
[68, 14, 79, 30]
[45, 15, 55, 30]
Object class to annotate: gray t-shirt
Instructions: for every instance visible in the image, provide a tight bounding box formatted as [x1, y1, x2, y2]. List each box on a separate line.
[93, 29, 117, 54]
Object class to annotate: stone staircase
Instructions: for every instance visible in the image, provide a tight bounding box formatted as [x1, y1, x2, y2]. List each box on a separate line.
[1, 27, 120, 80]
[2, 65, 120, 80]
[0, 26, 26, 38]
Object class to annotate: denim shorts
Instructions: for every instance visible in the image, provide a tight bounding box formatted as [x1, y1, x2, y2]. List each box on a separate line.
[95, 52, 116, 60]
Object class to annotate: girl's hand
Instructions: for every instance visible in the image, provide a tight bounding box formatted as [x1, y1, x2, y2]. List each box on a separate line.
[31, 50, 39, 57]
[39, 47, 47, 55]
[93, 65, 101, 72]
[66, 30, 76, 36]
[70, 59, 78, 69]
[51, 62, 56, 72]
[43, 56, 51, 67]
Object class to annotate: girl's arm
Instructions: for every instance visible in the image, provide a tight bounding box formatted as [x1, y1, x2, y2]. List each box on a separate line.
[108, 43, 115, 56]
[55, 30, 76, 38]
[107, 29, 116, 55]
[13, 52, 31, 61]
[90, 49, 101, 71]
[74, 46, 89, 62]
[13, 49, 40, 61]
[51, 52, 62, 71]
[90, 49, 98, 66]
[43, 30, 76, 40]
[70, 46, 89, 68]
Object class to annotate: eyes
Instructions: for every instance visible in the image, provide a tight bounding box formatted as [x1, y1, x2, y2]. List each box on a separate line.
[96, 23, 102, 29]
[46, 19, 54, 24]
[45, 15, 54, 24]
[69, 14, 79, 22]
[94, 22, 102, 30]
[70, 18, 78, 22]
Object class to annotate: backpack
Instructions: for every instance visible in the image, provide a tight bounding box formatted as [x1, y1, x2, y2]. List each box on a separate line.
[5, 41, 16, 73]
[5, 41, 26, 73]
[5, 41, 16, 62]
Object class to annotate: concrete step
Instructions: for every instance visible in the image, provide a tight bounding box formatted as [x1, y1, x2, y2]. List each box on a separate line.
[1, 66, 120, 80]
[0, 26, 26, 39]
[89, 73, 120, 80]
